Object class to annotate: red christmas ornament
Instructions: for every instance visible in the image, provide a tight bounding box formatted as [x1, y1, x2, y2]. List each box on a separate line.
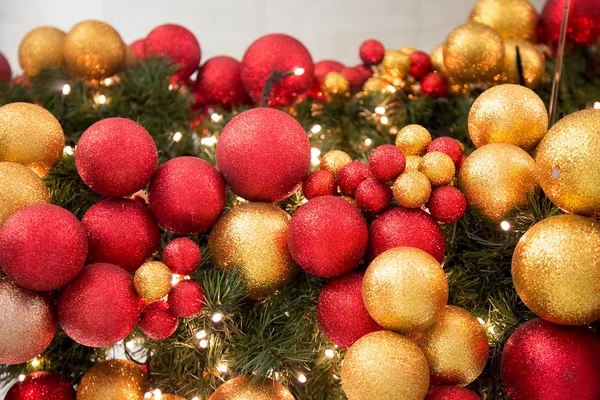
[139, 300, 178, 340]
[427, 137, 463, 165]
[0, 204, 87, 291]
[541, 0, 600, 46]
[369, 144, 406, 182]
[338, 161, 370, 196]
[341, 67, 364, 92]
[425, 386, 481, 400]
[168, 280, 204, 318]
[288, 196, 368, 278]
[130, 39, 146, 61]
[193, 56, 250, 109]
[409, 51, 432, 80]
[82, 198, 160, 273]
[428, 186, 467, 224]
[76, 118, 158, 197]
[216, 108, 311, 202]
[501, 318, 600, 400]
[0, 51, 10, 82]
[355, 178, 393, 215]
[457, 155, 467, 172]
[241, 34, 314, 106]
[148, 156, 226, 234]
[314, 60, 345, 81]
[359, 39, 385, 66]
[6, 372, 75, 400]
[57, 263, 142, 347]
[145, 24, 201, 79]
[162, 237, 201, 276]
[421, 73, 448, 98]
[354, 64, 373, 81]
[302, 170, 337, 199]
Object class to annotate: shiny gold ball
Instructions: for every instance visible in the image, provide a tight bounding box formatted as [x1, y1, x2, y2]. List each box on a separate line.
[209, 203, 298, 300]
[209, 376, 295, 400]
[0, 102, 64, 176]
[160, 395, 186, 400]
[18, 27, 65, 77]
[322, 71, 350, 99]
[341, 330, 430, 400]
[404, 155, 423, 172]
[458, 143, 537, 221]
[0, 162, 50, 228]
[419, 152, 456, 187]
[77, 359, 149, 400]
[430, 44, 448, 76]
[133, 261, 172, 302]
[395, 124, 432, 156]
[503, 40, 545, 89]
[63, 20, 126, 81]
[469, 0, 538, 41]
[535, 109, 600, 217]
[392, 171, 432, 209]
[382, 50, 411, 80]
[408, 306, 489, 386]
[319, 150, 352, 178]
[512, 214, 600, 325]
[443, 22, 505, 83]
[399, 46, 417, 55]
[363, 77, 387, 95]
[363, 247, 448, 332]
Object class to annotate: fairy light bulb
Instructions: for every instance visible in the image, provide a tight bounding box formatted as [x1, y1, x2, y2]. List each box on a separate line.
[212, 313, 223, 323]
[63, 146, 74, 156]
[62, 84, 71, 96]
[297, 373, 307, 383]
[375, 106, 386, 115]
[195, 330, 207, 339]
[97, 94, 107, 105]
[199, 339, 209, 348]
[477, 317, 485, 325]
[153, 389, 162, 399]
[217, 364, 228, 373]
[144, 392, 153, 399]
[18, 374, 26, 382]
[173, 132, 183, 142]
[380, 116, 389, 125]
[200, 136, 218, 146]
[500, 221, 511, 231]
[31, 357, 40, 367]
[324, 349, 335, 358]
[364, 138, 372, 146]
[594, 101, 600, 109]
[211, 113, 222, 122]
[386, 85, 397, 93]
[310, 124, 322, 134]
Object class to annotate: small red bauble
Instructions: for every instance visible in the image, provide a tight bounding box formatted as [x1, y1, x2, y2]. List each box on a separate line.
[193, 56, 250, 108]
[359, 39, 385, 66]
[457, 155, 467, 172]
[76, 118, 158, 197]
[338, 161, 370, 196]
[421, 73, 448, 98]
[0, 51, 10, 81]
[314, 60, 345, 81]
[148, 156, 226, 234]
[216, 108, 311, 202]
[409, 51, 432, 80]
[130, 39, 146, 60]
[6, 372, 76, 400]
[428, 186, 467, 224]
[140, 300, 178, 340]
[368, 144, 406, 182]
[82, 198, 160, 273]
[145, 24, 201, 80]
[501, 318, 600, 400]
[427, 137, 463, 165]
[302, 170, 337, 199]
[57, 263, 142, 347]
[288, 196, 368, 278]
[541, 0, 600, 46]
[354, 64, 373, 81]
[425, 386, 481, 400]
[355, 178, 393, 214]
[341, 67, 364, 92]
[168, 280, 204, 318]
[162, 237, 201, 276]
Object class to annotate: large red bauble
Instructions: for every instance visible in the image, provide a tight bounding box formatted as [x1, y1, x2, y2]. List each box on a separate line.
[0, 51, 10, 81]
[355, 178, 393, 215]
[317, 271, 383, 349]
[302, 170, 337, 199]
[501, 318, 600, 400]
[193, 56, 250, 108]
[76, 118, 158, 197]
[130, 39, 146, 60]
[314, 60, 345, 81]
[427, 137, 463, 165]
[241, 33, 314, 106]
[148, 156, 226, 234]
[6, 372, 76, 400]
[216, 108, 311, 202]
[359, 39, 385, 66]
[428, 186, 467, 224]
[162, 237, 201, 276]
[82, 198, 160, 273]
[367, 207, 446, 262]
[409, 51, 432, 80]
[57, 263, 142, 347]
[338, 161, 370, 196]
[368, 144, 406, 182]
[425, 386, 480, 400]
[288, 196, 368, 278]
[139, 300, 178, 340]
[168, 280, 204, 318]
[421, 73, 448, 99]
[145, 24, 201, 80]
[541, 0, 600, 46]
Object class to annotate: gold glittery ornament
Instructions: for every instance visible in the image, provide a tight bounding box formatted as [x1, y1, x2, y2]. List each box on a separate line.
[0, 162, 50, 228]
[535, 109, 600, 217]
[209, 375, 295, 400]
[430, 44, 448, 76]
[77, 359, 149, 400]
[160, 395, 186, 400]
[322, 72, 350, 99]
[341, 330, 430, 400]
[458, 143, 537, 221]
[419, 152, 456, 187]
[408, 306, 489, 386]
[363, 77, 387, 95]
[443, 22, 505, 83]
[469, 0, 538, 41]
[209, 203, 298, 300]
[133, 261, 172, 302]
[381, 50, 411, 80]
[0, 102, 64, 176]
[395, 124, 432, 156]
[503, 40, 545, 89]
[392, 171, 431, 209]
[319, 150, 352, 178]
[512, 214, 600, 325]
[363, 247, 448, 332]
[404, 155, 423, 172]
[18, 26, 65, 77]
[399, 46, 417, 55]
[63, 20, 126, 81]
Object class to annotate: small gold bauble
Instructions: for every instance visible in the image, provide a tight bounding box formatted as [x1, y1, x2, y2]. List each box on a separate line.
[419, 152, 456, 187]
[134, 261, 172, 302]
[0, 162, 50, 228]
[535, 109, 600, 217]
[319, 150, 352, 178]
[503, 40, 545, 89]
[408, 306, 489, 386]
[0, 102, 64, 176]
[363, 77, 387, 95]
[341, 330, 430, 400]
[458, 143, 537, 221]
[77, 359, 149, 400]
[512, 214, 600, 325]
[63, 20, 126, 81]
[469, 0, 538, 41]
[395, 124, 432, 156]
[399, 46, 417, 56]
[322, 71, 350, 99]
[430, 44, 448, 76]
[209, 203, 298, 300]
[404, 155, 423, 172]
[160, 395, 186, 400]
[363, 247, 448, 332]
[392, 171, 431, 209]
[381, 50, 411, 80]
[18, 27, 66, 77]
[209, 375, 295, 400]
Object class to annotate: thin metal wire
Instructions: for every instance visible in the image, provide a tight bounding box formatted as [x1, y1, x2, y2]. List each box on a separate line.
[548, 0, 571, 127]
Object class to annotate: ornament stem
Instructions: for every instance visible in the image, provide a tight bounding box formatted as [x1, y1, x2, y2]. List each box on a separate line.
[515, 46, 525, 86]
[548, 0, 571, 126]
[261, 68, 295, 107]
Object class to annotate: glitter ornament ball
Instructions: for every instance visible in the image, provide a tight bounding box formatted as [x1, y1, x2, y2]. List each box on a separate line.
[77, 360, 149, 400]
[362, 77, 387, 95]
[162, 237, 201, 276]
[0, 52, 10, 81]
[338, 161, 370, 196]
[409, 51, 432, 80]
[421, 73, 448, 98]
[341, 67, 364, 92]
[210, 203, 298, 299]
[128, 39, 146, 63]
[405, 155, 423, 172]
[134, 261, 172, 302]
[322, 72, 350, 99]
[302, 170, 337, 199]
[395, 124, 432, 156]
[503, 40, 545, 89]
[18, 27, 65, 77]
[216, 108, 311, 202]
[501, 318, 600, 400]
[469, 0, 539, 41]
[288, 196, 368, 278]
[314, 60, 345, 85]
[360, 39, 385, 66]
[541, 0, 600, 46]
[209, 375, 295, 400]
[140, 300, 178, 340]
[168, 280, 204, 318]
[0, 162, 50, 228]
[430, 45, 448, 76]
[427, 137, 463, 165]
[392, 171, 432, 209]
[425, 387, 481, 400]
[341, 331, 430, 400]
[381, 49, 411, 81]
[420, 152, 456, 187]
[355, 178, 393, 214]
[145, 24, 201, 80]
[369, 144, 406, 182]
[428, 186, 467, 224]
[6, 372, 75, 400]
[319, 150, 353, 178]
[193, 56, 250, 108]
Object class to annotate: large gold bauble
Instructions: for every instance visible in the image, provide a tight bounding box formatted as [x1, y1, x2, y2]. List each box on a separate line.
[458, 143, 537, 221]
[468, 84, 548, 151]
[419, 152, 455, 187]
[0, 162, 50, 228]
[512, 214, 600, 325]
[395, 124, 431, 156]
[363, 77, 387, 95]
[363, 247, 448, 333]
[535, 109, 600, 217]
[319, 150, 352, 178]
[209, 376, 295, 400]
[381, 50, 411, 80]
[133, 261, 172, 302]
[18, 27, 66, 77]
[63, 20, 126, 81]
[469, 0, 538, 41]
[430, 44, 448, 76]
[322, 72, 350, 99]
[503, 40, 545, 90]
[0, 102, 64, 176]
[341, 330, 430, 400]
[77, 359, 149, 400]
[209, 203, 298, 300]
[392, 171, 431, 209]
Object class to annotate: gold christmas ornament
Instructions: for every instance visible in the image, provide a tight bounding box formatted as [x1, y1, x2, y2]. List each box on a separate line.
[512, 214, 600, 325]
[209, 203, 298, 300]
[404, 155, 423, 172]
[535, 109, 600, 217]
[468, 84, 548, 151]
[419, 152, 456, 187]
[63, 20, 126, 81]
[0, 162, 50, 228]
[469, 0, 538, 41]
[341, 330, 430, 400]
[399, 46, 417, 55]
[408, 306, 489, 386]
[381, 50, 411, 80]
[458, 143, 537, 221]
[77, 359, 149, 400]
[395, 124, 432, 156]
[0, 102, 64, 176]
[392, 171, 432, 209]
[319, 150, 352, 178]
[430, 44, 448, 76]
[503, 40, 545, 89]
[18, 26, 66, 77]
[209, 375, 295, 400]
[133, 261, 172, 302]
[363, 77, 387, 95]
[322, 72, 350, 99]
[160, 395, 186, 400]
[363, 247, 448, 332]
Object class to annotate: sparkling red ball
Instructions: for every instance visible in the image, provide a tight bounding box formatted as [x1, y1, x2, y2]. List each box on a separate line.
[145, 24, 201, 79]
[354, 64, 373, 81]
[428, 186, 467, 224]
[130, 39, 146, 60]
[168, 280, 204, 318]
[368, 144, 406, 182]
[427, 137, 463, 165]
[162, 237, 201, 276]
[140, 300, 179, 340]
[193, 56, 250, 108]
[302, 170, 337, 199]
[341, 67, 364, 92]
[0, 51, 11, 82]
[425, 386, 481, 400]
[541, 0, 600, 46]
[359, 39, 385, 66]
[314, 60, 345, 81]
[355, 178, 393, 215]
[338, 161, 370, 196]
[409, 51, 432, 80]
[6, 372, 76, 400]
[421, 73, 448, 98]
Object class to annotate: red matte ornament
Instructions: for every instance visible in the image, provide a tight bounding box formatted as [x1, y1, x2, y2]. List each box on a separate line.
[0, 51, 11, 81]
[355, 178, 393, 215]
[341, 67, 364, 92]
[368, 144, 406, 182]
[425, 386, 481, 400]
[130, 39, 146, 61]
[541, 0, 600, 46]
[302, 170, 337, 199]
[421, 73, 448, 98]
[428, 186, 467, 224]
[140, 300, 178, 340]
[427, 137, 463, 165]
[168, 280, 205, 318]
[193, 56, 250, 108]
[337, 161, 370, 196]
[163, 237, 201, 276]
[6, 372, 75, 400]
[145, 24, 201, 80]
[359, 39, 385, 66]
